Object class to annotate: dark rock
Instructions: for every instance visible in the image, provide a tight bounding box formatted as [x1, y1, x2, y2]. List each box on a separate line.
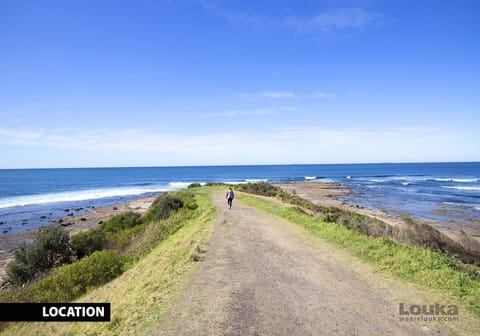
[0, 221, 4, 225]
[64, 208, 69, 212]
[60, 222, 74, 227]
[3, 227, 12, 233]
[67, 213, 74, 217]
[58, 219, 64, 223]
[98, 220, 104, 225]
[80, 218, 87, 221]
[40, 216, 47, 219]
[75, 207, 84, 211]
[113, 207, 118, 210]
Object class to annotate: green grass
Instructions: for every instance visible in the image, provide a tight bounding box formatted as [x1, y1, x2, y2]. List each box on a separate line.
[238, 193, 480, 317]
[1, 188, 218, 336]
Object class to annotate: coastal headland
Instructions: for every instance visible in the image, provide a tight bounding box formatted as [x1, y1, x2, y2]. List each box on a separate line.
[1, 184, 479, 335]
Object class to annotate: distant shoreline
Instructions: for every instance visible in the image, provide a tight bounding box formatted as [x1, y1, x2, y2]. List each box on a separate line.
[275, 181, 480, 242]
[0, 194, 159, 283]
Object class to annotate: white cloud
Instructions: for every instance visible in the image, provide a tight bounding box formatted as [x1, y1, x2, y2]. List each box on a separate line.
[204, 106, 298, 117]
[1, 126, 476, 167]
[281, 8, 384, 33]
[260, 91, 297, 99]
[236, 91, 333, 100]
[306, 91, 333, 98]
[198, 1, 384, 34]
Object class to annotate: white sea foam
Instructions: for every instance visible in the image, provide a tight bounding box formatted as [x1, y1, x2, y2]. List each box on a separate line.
[0, 181, 201, 209]
[442, 202, 480, 210]
[443, 201, 462, 206]
[245, 179, 268, 183]
[168, 182, 192, 188]
[0, 186, 172, 209]
[222, 181, 244, 185]
[304, 176, 316, 180]
[433, 178, 477, 183]
[442, 186, 480, 191]
[317, 178, 335, 183]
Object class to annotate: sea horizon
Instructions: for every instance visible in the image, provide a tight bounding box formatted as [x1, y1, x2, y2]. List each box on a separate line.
[1, 160, 479, 171]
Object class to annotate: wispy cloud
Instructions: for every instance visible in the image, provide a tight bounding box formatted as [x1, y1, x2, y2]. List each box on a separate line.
[198, 1, 384, 34]
[0, 126, 469, 166]
[236, 90, 333, 99]
[280, 8, 384, 33]
[196, 0, 264, 27]
[306, 91, 334, 98]
[204, 106, 298, 117]
[260, 91, 297, 99]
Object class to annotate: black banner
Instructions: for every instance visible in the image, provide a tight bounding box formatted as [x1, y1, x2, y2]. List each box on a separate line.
[0, 303, 110, 322]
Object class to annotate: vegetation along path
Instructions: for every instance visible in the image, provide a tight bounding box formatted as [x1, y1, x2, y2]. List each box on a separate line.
[154, 191, 445, 336]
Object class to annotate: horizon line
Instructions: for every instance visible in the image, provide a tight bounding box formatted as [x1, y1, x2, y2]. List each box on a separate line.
[1, 160, 479, 170]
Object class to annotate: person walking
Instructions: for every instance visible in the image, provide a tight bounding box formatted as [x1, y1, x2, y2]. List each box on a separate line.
[226, 187, 235, 209]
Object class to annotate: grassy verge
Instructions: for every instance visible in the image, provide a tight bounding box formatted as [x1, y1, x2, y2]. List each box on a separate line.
[237, 192, 480, 318]
[236, 182, 480, 265]
[1, 188, 218, 336]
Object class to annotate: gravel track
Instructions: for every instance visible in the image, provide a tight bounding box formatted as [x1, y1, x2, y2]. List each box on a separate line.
[153, 192, 441, 336]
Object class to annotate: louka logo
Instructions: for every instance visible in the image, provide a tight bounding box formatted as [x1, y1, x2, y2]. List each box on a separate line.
[399, 303, 458, 316]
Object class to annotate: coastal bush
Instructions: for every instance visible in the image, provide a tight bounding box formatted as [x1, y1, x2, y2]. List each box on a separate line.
[188, 183, 202, 188]
[6, 250, 125, 303]
[237, 182, 280, 197]
[5, 226, 72, 286]
[204, 182, 228, 187]
[179, 191, 199, 210]
[142, 194, 184, 222]
[104, 223, 145, 251]
[126, 191, 200, 262]
[100, 211, 143, 234]
[71, 228, 105, 258]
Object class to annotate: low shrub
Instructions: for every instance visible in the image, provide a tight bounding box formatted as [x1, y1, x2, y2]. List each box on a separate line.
[126, 191, 199, 262]
[104, 223, 145, 251]
[237, 182, 280, 197]
[188, 183, 202, 188]
[178, 191, 198, 210]
[71, 228, 106, 258]
[7, 250, 126, 303]
[101, 211, 143, 234]
[142, 194, 184, 222]
[204, 182, 228, 187]
[5, 226, 72, 286]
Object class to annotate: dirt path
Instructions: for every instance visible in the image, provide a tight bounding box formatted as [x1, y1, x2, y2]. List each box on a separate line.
[153, 192, 441, 336]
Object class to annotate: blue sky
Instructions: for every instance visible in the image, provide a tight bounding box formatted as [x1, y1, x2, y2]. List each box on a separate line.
[1, 0, 479, 168]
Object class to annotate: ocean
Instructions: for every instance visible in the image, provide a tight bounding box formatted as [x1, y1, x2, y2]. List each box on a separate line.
[0, 163, 479, 238]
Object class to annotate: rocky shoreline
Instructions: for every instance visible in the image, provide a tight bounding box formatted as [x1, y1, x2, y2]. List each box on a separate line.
[275, 181, 480, 248]
[0, 194, 159, 284]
